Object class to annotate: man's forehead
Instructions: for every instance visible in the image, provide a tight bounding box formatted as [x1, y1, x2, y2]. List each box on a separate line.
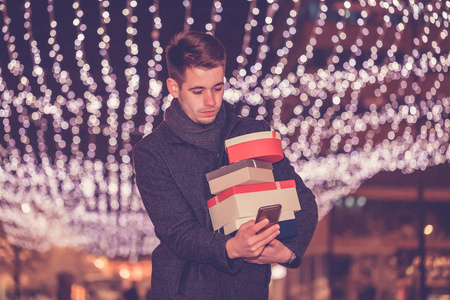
[181, 66, 225, 88]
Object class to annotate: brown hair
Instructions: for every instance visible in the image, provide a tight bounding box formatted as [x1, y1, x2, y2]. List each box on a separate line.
[166, 31, 226, 86]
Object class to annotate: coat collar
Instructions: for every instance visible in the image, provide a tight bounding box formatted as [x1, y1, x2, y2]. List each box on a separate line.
[163, 101, 241, 144]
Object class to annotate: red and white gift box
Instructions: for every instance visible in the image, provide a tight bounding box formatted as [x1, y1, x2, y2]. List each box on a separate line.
[207, 180, 301, 231]
[224, 131, 284, 164]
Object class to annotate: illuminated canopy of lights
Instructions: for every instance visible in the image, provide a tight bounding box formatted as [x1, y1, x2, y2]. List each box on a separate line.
[0, 0, 449, 259]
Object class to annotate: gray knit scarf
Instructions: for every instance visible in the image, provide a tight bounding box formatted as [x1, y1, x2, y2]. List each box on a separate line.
[164, 98, 227, 153]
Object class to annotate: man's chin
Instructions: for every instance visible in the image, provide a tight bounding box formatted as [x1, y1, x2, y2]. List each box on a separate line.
[196, 111, 219, 124]
[197, 115, 217, 125]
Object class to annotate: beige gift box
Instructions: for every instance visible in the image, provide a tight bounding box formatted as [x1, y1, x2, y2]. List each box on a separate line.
[207, 180, 301, 231]
[206, 159, 274, 195]
[221, 209, 295, 235]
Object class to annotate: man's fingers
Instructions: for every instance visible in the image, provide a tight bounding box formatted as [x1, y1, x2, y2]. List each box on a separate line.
[250, 218, 270, 234]
[233, 220, 279, 258]
[252, 225, 280, 250]
[267, 238, 280, 247]
[238, 219, 257, 231]
[264, 230, 280, 244]
[254, 223, 280, 240]
[249, 225, 280, 251]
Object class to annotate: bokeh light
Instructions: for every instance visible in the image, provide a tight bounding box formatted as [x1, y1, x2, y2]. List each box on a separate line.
[0, 0, 448, 258]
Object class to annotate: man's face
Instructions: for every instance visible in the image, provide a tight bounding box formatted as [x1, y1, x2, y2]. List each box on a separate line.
[167, 66, 225, 124]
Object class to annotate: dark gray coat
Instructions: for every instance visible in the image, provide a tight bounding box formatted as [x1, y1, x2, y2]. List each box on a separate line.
[133, 109, 318, 299]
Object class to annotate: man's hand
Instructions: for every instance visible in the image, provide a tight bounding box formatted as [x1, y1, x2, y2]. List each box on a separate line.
[226, 219, 280, 259]
[243, 239, 293, 265]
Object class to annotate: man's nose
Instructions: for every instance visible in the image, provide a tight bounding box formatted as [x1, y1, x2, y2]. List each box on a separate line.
[204, 91, 216, 107]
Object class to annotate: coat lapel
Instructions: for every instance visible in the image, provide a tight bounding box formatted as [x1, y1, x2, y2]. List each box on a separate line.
[159, 114, 243, 229]
[161, 125, 214, 227]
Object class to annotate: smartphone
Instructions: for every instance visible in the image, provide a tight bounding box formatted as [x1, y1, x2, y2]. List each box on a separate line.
[255, 204, 282, 234]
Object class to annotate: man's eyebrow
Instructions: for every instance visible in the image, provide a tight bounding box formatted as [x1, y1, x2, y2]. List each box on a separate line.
[188, 82, 224, 91]
[188, 86, 205, 91]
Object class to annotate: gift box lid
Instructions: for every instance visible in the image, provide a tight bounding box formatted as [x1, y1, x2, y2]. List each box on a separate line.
[224, 131, 283, 164]
[207, 180, 296, 208]
[224, 131, 281, 148]
[205, 159, 273, 181]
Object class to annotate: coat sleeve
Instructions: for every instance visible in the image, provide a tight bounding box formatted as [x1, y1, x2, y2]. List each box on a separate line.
[133, 141, 243, 274]
[273, 155, 318, 268]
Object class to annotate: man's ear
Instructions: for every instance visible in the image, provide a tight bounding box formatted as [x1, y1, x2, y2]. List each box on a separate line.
[166, 78, 180, 99]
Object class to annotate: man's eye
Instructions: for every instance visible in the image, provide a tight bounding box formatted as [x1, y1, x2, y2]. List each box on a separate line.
[214, 86, 223, 92]
[192, 90, 202, 95]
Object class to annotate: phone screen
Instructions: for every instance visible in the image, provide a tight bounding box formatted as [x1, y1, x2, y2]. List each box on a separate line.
[255, 204, 282, 234]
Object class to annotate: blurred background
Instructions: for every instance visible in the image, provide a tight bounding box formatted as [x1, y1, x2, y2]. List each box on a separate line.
[0, 0, 449, 299]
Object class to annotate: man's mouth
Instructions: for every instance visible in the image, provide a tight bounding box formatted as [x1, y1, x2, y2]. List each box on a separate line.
[201, 110, 218, 116]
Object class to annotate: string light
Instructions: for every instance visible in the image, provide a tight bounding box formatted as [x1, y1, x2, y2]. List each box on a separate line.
[183, 0, 193, 31]
[143, 0, 162, 136]
[0, 0, 449, 258]
[206, 1, 223, 35]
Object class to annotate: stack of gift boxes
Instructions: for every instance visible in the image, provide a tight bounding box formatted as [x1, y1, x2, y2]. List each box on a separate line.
[206, 131, 301, 239]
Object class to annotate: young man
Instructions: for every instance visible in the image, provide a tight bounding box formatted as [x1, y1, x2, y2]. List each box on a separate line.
[133, 32, 318, 299]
